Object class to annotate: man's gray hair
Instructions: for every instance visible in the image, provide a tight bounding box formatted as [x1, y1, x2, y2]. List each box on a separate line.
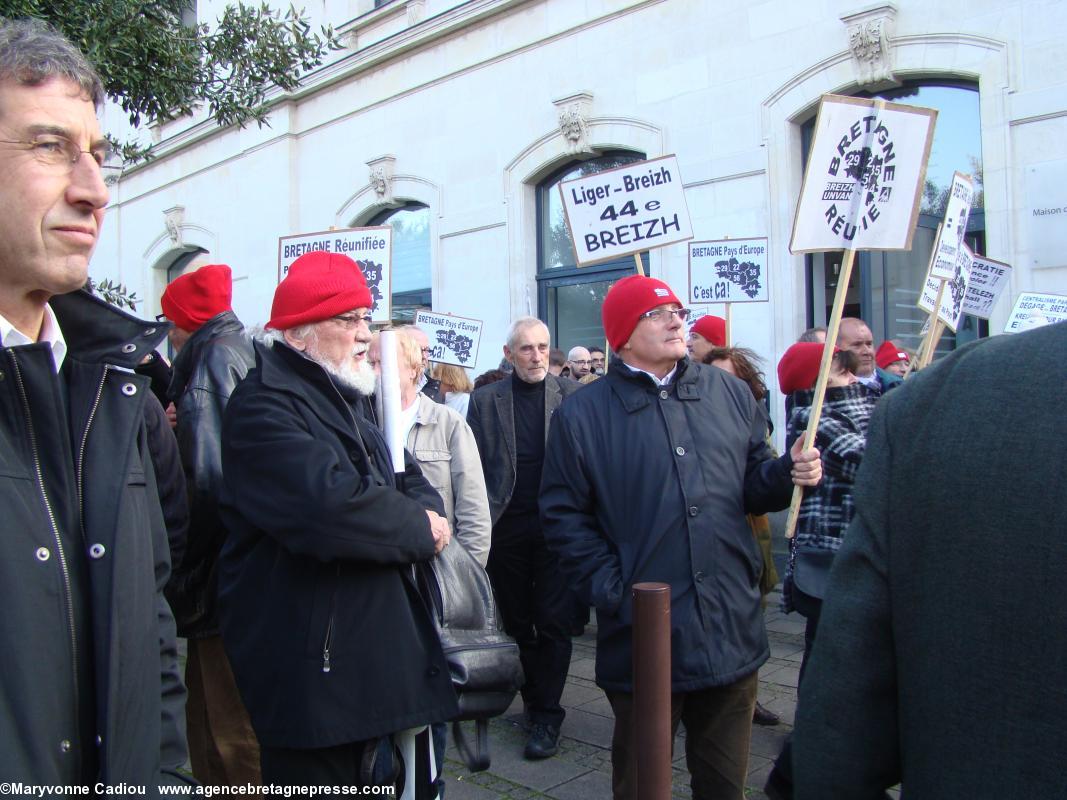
[0, 18, 104, 107]
[505, 316, 548, 349]
[259, 323, 317, 346]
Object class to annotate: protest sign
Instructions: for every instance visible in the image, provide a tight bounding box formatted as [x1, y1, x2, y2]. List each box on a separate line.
[928, 172, 974, 280]
[918, 244, 973, 333]
[278, 226, 393, 322]
[962, 255, 1012, 319]
[688, 238, 769, 304]
[785, 94, 935, 539]
[790, 95, 936, 254]
[1004, 292, 1067, 333]
[559, 155, 693, 268]
[415, 310, 483, 367]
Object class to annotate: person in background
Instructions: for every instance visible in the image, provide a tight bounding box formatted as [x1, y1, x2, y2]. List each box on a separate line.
[433, 362, 474, 418]
[837, 318, 901, 396]
[764, 341, 876, 800]
[588, 345, 606, 375]
[549, 347, 567, 377]
[875, 340, 909, 377]
[474, 368, 506, 389]
[159, 263, 259, 785]
[703, 345, 781, 728]
[796, 327, 826, 344]
[566, 345, 592, 380]
[686, 314, 726, 362]
[400, 324, 446, 403]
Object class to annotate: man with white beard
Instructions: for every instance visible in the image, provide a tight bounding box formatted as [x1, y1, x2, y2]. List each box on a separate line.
[216, 251, 458, 785]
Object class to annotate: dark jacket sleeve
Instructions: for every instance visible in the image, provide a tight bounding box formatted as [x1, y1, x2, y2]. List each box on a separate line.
[139, 422, 195, 785]
[143, 393, 189, 569]
[742, 400, 795, 515]
[793, 400, 901, 798]
[540, 405, 624, 614]
[222, 386, 436, 565]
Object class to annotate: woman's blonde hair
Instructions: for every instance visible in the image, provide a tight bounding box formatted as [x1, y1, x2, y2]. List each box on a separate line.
[433, 362, 473, 394]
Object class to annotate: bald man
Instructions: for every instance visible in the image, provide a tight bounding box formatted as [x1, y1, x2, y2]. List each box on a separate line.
[567, 346, 592, 379]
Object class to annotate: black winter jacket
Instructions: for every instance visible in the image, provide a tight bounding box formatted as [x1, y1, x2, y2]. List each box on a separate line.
[165, 311, 254, 637]
[540, 357, 795, 692]
[0, 290, 190, 787]
[218, 340, 458, 748]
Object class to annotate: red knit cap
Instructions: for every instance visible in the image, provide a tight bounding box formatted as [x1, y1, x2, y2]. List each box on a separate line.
[160, 264, 233, 333]
[690, 315, 726, 347]
[601, 275, 682, 352]
[268, 252, 373, 330]
[778, 341, 839, 394]
[875, 340, 909, 369]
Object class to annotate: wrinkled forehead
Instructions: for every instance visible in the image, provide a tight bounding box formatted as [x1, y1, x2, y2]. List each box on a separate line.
[513, 322, 549, 349]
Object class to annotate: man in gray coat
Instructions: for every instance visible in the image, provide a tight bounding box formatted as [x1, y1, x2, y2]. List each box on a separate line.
[467, 316, 580, 759]
[793, 321, 1067, 799]
[0, 19, 189, 786]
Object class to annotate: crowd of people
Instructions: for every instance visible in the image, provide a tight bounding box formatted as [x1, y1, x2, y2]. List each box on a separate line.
[2, 16, 1064, 800]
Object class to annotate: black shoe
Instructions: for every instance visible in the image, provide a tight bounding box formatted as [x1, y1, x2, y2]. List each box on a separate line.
[523, 722, 560, 759]
[753, 701, 780, 726]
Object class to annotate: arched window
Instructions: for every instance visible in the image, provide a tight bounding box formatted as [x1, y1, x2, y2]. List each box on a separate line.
[368, 202, 431, 324]
[803, 81, 985, 358]
[536, 151, 645, 353]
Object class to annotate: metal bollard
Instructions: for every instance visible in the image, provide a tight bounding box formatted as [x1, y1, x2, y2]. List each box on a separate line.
[633, 582, 671, 800]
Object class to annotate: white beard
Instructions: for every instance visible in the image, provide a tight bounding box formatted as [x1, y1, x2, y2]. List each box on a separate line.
[322, 354, 377, 396]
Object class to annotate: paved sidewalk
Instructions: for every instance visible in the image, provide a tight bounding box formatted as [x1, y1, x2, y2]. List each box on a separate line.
[442, 588, 803, 800]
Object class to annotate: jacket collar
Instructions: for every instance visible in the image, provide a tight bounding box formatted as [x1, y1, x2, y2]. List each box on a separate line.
[606, 355, 700, 412]
[169, 310, 246, 397]
[49, 289, 169, 369]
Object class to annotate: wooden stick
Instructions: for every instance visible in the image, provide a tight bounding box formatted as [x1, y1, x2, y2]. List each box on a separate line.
[923, 320, 946, 368]
[724, 303, 732, 346]
[904, 223, 944, 381]
[633, 252, 646, 277]
[784, 248, 857, 540]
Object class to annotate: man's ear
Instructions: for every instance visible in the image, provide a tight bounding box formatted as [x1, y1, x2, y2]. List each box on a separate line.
[283, 328, 307, 351]
[502, 344, 512, 364]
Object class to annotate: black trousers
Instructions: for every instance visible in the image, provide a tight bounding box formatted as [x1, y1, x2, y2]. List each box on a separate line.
[260, 740, 376, 785]
[487, 513, 573, 727]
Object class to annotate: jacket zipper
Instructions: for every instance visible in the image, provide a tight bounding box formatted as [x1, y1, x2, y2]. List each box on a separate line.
[8, 351, 81, 726]
[322, 563, 341, 673]
[76, 366, 110, 540]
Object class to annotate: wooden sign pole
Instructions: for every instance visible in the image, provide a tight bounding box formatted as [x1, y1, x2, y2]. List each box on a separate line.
[784, 247, 857, 539]
[633, 252, 646, 277]
[724, 303, 732, 346]
[904, 223, 944, 381]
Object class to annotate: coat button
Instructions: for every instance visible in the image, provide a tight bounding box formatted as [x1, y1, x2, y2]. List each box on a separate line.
[659, 390, 669, 400]
[121, 343, 137, 354]
[688, 506, 698, 517]
[88, 543, 106, 559]
[694, 571, 705, 583]
[675, 446, 685, 456]
[121, 383, 137, 396]
[60, 739, 71, 753]
[96, 734, 103, 746]
[36, 546, 51, 561]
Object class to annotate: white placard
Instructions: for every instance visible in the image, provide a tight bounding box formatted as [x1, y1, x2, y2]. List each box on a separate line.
[1004, 292, 1067, 333]
[918, 244, 974, 332]
[277, 226, 393, 322]
[414, 310, 483, 368]
[558, 155, 693, 266]
[929, 172, 975, 280]
[962, 255, 1012, 319]
[688, 238, 769, 303]
[790, 95, 937, 253]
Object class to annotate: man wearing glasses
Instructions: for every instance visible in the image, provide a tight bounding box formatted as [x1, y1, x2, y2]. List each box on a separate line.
[565, 345, 592, 380]
[541, 275, 822, 800]
[216, 251, 457, 784]
[158, 263, 259, 784]
[0, 19, 192, 785]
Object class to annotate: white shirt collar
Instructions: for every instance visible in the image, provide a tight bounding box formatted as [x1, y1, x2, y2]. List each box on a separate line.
[856, 371, 880, 389]
[0, 303, 68, 372]
[620, 360, 678, 387]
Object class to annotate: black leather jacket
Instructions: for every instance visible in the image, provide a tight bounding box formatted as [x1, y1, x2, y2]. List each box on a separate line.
[165, 311, 254, 637]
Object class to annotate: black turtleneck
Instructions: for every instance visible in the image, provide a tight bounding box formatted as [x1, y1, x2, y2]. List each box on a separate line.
[503, 372, 546, 517]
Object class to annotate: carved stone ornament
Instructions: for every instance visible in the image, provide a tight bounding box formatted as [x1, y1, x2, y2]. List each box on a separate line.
[841, 5, 898, 87]
[163, 205, 185, 247]
[366, 155, 396, 205]
[553, 92, 594, 155]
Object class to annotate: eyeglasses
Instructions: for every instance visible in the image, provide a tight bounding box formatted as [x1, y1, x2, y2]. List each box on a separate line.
[569, 359, 591, 366]
[639, 307, 690, 324]
[0, 133, 121, 176]
[330, 312, 374, 329]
